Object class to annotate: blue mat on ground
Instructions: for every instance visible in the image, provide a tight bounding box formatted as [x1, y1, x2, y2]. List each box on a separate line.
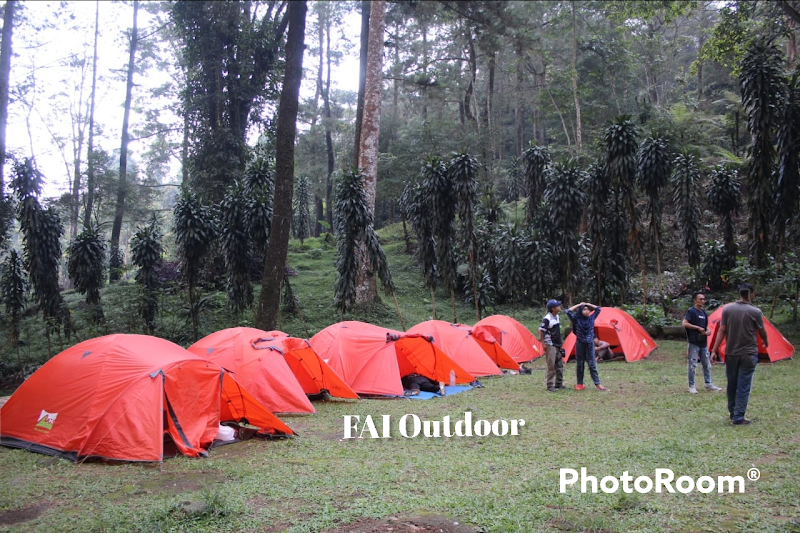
[406, 385, 474, 400]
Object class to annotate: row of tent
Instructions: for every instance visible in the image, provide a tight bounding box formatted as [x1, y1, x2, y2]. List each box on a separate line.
[0, 307, 793, 463]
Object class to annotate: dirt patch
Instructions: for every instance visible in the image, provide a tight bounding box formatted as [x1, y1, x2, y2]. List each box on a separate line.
[321, 514, 479, 533]
[755, 452, 791, 465]
[141, 470, 227, 495]
[0, 504, 47, 526]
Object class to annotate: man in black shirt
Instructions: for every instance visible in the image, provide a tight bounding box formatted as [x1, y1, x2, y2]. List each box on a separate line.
[682, 291, 722, 394]
[540, 299, 565, 392]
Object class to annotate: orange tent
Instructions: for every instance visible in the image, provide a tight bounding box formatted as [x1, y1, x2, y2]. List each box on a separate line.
[407, 320, 518, 375]
[309, 321, 475, 397]
[0, 334, 293, 462]
[189, 327, 316, 414]
[241, 330, 357, 399]
[474, 315, 543, 362]
[471, 324, 522, 371]
[561, 307, 656, 362]
[707, 305, 795, 363]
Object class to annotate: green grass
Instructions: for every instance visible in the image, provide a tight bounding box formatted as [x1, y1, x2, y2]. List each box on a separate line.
[1, 225, 799, 532]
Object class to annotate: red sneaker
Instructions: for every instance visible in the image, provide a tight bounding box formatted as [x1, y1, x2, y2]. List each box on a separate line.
[574, 384, 585, 391]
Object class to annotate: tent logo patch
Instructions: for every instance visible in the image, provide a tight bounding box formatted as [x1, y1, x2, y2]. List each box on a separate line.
[36, 410, 58, 432]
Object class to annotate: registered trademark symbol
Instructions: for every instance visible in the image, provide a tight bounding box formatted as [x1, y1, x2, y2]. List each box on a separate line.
[747, 468, 760, 481]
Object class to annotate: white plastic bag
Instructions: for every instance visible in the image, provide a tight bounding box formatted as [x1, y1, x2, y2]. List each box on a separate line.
[216, 424, 236, 442]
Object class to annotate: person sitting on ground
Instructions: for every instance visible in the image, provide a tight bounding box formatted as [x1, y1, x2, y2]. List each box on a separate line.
[594, 336, 613, 361]
[401, 373, 445, 396]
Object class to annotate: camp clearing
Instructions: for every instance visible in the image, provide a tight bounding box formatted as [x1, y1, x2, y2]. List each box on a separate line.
[342, 412, 526, 439]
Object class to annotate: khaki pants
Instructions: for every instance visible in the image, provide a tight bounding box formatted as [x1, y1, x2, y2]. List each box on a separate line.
[545, 345, 564, 389]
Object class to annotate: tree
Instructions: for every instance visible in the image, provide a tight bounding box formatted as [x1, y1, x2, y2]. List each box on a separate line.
[0, 249, 26, 370]
[255, 0, 307, 331]
[403, 180, 438, 317]
[637, 135, 672, 293]
[82, 1, 100, 229]
[707, 165, 741, 268]
[67, 226, 106, 324]
[740, 37, 785, 268]
[774, 69, 800, 258]
[353, 0, 386, 307]
[585, 163, 610, 303]
[603, 116, 641, 309]
[219, 182, 253, 322]
[109, 0, 139, 282]
[544, 160, 586, 302]
[672, 152, 702, 271]
[448, 151, 480, 320]
[293, 176, 312, 244]
[423, 156, 457, 320]
[130, 216, 162, 334]
[12, 158, 64, 355]
[174, 191, 215, 341]
[0, 0, 16, 197]
[333, 170, 397, 322]
[244, 144, 275, 258]
[171, 0, 290, 202]
[521, 143, 551, 222]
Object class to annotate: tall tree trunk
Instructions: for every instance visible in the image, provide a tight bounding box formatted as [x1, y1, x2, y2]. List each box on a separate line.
[323, 9, 334, 231]
[314, 195, 323, 237]
[311, 2, 324, 127]
[109, 0, 139, 281]
[515, 42, 524, 157]
[353, 0, 370, 168]
[463, 27, 477, 125]
[255, 0, 307, 330]
[354, 0, 385, 306]
[83, 1, 100, 229]
[0, 0, 16, 198]
[571, 1, 582, 153]
[182, 109, 189, 183]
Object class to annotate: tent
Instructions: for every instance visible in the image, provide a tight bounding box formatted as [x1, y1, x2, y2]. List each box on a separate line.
[407, 320, 518, 376]
[561, 307, 656, 362]
[0, 334, 293, 462]
[707, 305, 795, 363]
[474, 315, 544, 363]
[239, 330, 358, 399]
[189, 328, 316, 414]
[310, 321, 475, 397]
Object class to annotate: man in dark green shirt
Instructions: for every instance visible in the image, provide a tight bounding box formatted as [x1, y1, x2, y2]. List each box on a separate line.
[711, 283, 768, 426]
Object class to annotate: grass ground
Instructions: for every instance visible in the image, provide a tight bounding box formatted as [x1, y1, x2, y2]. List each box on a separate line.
[0, 226, 799, 532]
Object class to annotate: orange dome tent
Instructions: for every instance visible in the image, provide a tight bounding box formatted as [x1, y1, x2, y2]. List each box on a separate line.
[0, 334, 293, 462]
[706, 305, 795, 363]
[189, 328, 316, 414]
[310, 321, 475, 397]
[474, 315, 543, 362]
[561, 307, 656, 362]
[407, 320, 518, 375]
[239, 330, 357, 399]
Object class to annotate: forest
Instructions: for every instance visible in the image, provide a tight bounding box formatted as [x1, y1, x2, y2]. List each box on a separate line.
[0, 0, 799, 374]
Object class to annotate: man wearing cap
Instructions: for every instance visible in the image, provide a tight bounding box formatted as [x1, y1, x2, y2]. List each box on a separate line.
[540, 300, 565, 392]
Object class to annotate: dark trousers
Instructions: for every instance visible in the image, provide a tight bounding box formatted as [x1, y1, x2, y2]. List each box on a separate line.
[575, 340, 601, 386]
[725, 354, 758, 422]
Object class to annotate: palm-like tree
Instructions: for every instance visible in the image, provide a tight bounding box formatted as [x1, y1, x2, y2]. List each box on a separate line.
[174, 190, 216, 341]
[545, 160, 586, 303]
[521, 143, 551, 222]
[707, 165, 741, 268]
[672, 152, 703, 271]
[130, 215, 163, 334]
[67, 225, 107, 324]
[637, 135, 671, 293]
[740, 37, 785, 268]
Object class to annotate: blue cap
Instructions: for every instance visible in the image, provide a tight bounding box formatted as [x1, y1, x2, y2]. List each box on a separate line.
[546, 299, 562, 310]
